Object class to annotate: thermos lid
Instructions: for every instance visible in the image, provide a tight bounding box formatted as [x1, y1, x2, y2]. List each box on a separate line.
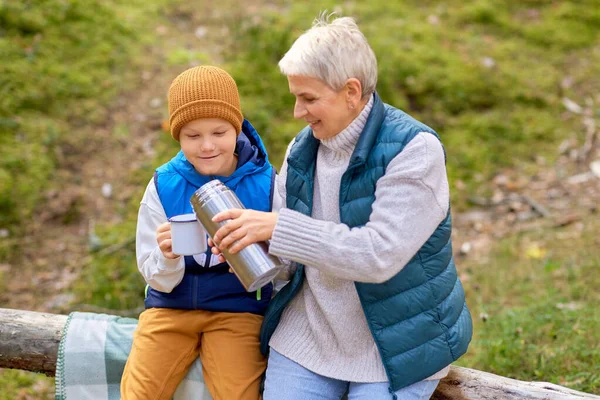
[191, 179, 230, 208]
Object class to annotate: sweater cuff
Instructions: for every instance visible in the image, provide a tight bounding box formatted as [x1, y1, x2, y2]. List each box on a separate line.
[151, 247, 183, 271]
[269, 208, 327, 267]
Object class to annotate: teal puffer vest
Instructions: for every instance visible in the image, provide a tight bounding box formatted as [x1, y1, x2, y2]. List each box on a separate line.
[260, 94, 472, 393]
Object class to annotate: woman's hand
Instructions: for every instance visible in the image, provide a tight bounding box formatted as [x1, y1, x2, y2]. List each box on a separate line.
[210, 209, 278, 254]
[156, 222, 179, 259]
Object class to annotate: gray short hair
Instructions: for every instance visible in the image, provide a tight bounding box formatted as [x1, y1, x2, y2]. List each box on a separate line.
[279, 13, 378, 98]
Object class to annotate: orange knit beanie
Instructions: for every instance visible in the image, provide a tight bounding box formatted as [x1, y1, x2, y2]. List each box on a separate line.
[168, 66, 243, 141]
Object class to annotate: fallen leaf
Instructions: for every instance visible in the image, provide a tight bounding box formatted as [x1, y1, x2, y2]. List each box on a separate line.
[525, 244, 546, 259]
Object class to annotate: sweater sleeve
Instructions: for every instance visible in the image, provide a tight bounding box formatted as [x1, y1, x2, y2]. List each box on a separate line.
[136, 178, 185, 292]
[268, 132, 449, 284]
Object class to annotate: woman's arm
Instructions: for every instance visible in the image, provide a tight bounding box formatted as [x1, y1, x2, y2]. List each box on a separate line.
[268, 132, 449, 283]
[136, 179, 185, 293]
[212, 133, 448, 283]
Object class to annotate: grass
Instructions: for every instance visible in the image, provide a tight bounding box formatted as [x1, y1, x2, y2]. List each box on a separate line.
[0, 370, 53, 400]
[1, 0, 599, 397]
[458, 219, 600, 393]
[0, 0, 172, 397]
[0, 0, 171, 259]
[219, 0, 600, 204]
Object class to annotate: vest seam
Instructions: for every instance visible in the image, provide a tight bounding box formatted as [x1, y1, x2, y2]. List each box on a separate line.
[154, 171, 180, 197]
[419, 251, 456, 360]
[355, 284, 396, 390]
[418, 238, 451, 263]
[372, 263, 460, 333]
[385, 328, 450, 362]
[360, 258, 444, 307]
[375, 295, 460, 361]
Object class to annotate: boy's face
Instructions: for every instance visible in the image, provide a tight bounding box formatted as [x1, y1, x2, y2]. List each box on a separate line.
[179, 118, 238, 177]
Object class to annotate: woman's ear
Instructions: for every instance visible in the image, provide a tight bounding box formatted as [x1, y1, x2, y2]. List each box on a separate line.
[345, 78, 363, 109]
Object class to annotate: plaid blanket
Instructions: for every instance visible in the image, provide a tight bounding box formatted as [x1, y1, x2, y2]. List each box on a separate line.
[55, 311, 212, 400]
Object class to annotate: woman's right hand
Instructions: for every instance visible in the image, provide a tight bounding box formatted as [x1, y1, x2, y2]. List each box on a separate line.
[156, 222, 179, 259]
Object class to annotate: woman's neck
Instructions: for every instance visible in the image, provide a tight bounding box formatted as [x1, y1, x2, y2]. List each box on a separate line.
[320, 94, 374, 157]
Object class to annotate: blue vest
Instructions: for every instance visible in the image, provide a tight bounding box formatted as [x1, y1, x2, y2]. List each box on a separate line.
[260, 94, 472, 392]
[145, 120, 275, 315]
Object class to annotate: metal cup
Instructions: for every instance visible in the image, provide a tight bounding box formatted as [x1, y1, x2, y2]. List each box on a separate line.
[168, 213, 207, 256]
[190, 180, 282, 292]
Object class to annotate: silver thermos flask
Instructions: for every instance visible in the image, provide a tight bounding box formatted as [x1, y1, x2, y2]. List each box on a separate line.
[190, 179, 282, 292]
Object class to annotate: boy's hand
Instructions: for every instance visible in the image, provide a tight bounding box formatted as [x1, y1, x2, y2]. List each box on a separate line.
[156, 222, 179, 259]
[208, 238, 226, 263]
[208, 238, 230, 271]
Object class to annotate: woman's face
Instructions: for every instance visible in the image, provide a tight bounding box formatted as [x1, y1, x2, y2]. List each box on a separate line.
[179, 118, 238, 177]
[287, 75, 357, 140]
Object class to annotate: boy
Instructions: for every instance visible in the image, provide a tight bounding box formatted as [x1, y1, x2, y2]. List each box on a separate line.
[120, 66, 275, 400]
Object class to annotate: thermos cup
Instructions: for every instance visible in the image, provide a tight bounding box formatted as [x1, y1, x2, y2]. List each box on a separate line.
[190, 180, 282, 292]
[168, 213, 207, 256]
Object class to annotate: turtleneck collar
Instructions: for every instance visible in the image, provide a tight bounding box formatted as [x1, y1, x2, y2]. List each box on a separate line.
[320, 94, 374, 158]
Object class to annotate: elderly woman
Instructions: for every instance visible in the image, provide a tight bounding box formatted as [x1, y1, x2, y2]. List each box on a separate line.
[210, 15, 472, 400]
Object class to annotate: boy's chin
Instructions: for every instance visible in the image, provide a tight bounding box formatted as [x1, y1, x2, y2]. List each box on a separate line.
[194, 166, 225, 177]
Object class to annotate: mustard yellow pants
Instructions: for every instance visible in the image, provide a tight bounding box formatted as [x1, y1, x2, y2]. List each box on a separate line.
[120, 308, 266, 400]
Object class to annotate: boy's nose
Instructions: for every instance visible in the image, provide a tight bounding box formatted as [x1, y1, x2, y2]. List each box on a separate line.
[200, 140, 215, 151]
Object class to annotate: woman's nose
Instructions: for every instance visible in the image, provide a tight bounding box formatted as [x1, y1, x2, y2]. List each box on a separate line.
[294, 101, 307, 119]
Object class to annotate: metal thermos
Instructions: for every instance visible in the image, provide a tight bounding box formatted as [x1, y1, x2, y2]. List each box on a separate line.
[190, 180, 282, 292]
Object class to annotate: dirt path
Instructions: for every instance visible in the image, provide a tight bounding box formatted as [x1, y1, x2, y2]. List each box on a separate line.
[452, 135, 600, 263]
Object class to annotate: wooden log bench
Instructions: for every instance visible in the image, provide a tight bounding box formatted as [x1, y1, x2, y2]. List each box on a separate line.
[1, 308, 598, 400]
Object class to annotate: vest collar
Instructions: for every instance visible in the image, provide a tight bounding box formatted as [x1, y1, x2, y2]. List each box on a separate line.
[348, 92, 385, 169]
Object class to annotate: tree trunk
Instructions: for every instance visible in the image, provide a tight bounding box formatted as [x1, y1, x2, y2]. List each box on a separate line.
[1, 308, 599, 399]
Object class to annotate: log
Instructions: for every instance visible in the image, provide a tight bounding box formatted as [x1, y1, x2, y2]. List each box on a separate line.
[0, 308, 67, 376]
[433, 366, 600, 400]
[1, 308, 599, 399]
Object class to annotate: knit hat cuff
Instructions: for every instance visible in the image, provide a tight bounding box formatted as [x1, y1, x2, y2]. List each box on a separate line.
[170, 99, 243, 141]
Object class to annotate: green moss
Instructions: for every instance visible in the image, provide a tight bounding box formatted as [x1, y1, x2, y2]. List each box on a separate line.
[0, 370, 53, 400]
[166, 48, 211, 66]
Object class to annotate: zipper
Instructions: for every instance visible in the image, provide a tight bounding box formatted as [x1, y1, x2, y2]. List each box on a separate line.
[192, 274, 198, 309]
